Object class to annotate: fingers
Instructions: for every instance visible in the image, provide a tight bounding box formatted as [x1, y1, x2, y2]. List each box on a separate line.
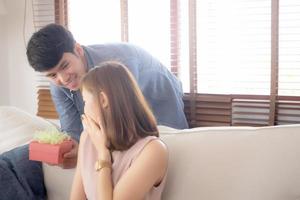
[63, 149, 75, 158]
[62, 141, 78, 168]
[82, 114, 95, 131]
[82, 115, 92, 138]
[85, 114, 96, 129]
[63, 140, 78, 158]
[61, 157, 77, 169]
[81, 114, 88, 130]
[82, 114, 101, 134]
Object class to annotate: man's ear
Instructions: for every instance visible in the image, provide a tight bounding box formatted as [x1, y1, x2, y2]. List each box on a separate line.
[99, 92, 109, 108]
[74, 43, 84, 57]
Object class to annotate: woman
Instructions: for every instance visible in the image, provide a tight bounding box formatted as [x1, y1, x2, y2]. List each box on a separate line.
[70, 61, 168, 200]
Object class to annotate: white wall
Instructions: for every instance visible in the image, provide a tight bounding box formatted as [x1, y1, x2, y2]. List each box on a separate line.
[0, 0, 37, 115]
[0, 13, 9, 105]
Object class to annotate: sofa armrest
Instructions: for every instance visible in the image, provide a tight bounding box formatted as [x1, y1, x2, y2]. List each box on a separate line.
[43, 164, 75, 200]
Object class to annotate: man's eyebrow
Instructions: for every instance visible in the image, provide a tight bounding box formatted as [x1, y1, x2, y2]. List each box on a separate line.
[45, 60, 67, 77]
[59, 60, 67, 69]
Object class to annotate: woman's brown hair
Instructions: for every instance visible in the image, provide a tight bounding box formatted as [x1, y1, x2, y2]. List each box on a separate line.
[81, 61, 159, 151]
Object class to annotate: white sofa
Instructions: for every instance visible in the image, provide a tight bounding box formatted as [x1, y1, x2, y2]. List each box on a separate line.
[1, 106, 300, 200]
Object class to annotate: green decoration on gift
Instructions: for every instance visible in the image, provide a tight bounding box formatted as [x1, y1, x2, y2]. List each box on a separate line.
[33, 127, 71, 145]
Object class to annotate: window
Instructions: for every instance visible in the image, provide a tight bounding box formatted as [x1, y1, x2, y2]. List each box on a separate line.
[69, 0, 170, 68]
[69, 0, 121, 44]
[35, 0, 300, 127]
[128, 0, 170, 67]
[279, 0, 300, 96]
[196, 0, 271, 95]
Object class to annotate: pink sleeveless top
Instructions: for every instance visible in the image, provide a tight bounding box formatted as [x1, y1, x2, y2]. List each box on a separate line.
[80, 134, 167, 200]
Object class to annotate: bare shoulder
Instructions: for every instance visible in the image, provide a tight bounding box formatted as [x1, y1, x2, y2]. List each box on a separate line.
[139, 138, 168, 183]
[113, 138, 168, 198]
[141, 138, 168, 165]
[145, 138, 168, 155]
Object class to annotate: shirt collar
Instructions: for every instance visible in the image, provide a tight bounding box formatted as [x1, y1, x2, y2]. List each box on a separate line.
[82, 45, 94, 71]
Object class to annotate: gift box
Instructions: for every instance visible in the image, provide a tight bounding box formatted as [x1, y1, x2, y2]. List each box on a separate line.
[29, 139, 73, 164]
[29, 127, 72, 164]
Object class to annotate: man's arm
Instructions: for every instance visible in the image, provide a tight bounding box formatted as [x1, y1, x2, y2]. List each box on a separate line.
[138, 70, 188, 129]
[50, 84, 83, 141]
[118, 43, 188, 129]
[50, 84, 82, 168]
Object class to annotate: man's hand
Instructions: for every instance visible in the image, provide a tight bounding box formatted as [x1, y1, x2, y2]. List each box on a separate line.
[44, 139, 78, 168]
[61, 139, 79, 169]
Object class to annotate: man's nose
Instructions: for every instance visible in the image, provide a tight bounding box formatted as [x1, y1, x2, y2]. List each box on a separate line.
[57, 72, 70, 85]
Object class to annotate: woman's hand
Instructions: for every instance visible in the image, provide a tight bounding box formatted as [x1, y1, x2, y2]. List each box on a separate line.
[81, 114, 111, 162]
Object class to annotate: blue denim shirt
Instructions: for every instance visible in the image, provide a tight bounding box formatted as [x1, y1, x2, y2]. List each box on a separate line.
[50, 43, 188, 141]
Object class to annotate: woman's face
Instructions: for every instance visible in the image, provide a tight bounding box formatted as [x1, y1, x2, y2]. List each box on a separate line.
[82, 88, 100, 124]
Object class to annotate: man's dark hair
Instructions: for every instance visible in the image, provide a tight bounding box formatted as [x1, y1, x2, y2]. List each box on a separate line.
[26, 23, 76, 72]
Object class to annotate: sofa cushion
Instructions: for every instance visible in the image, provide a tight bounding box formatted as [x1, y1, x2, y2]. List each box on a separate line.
[0, 106, 53, 154]
[161, 125, 300, 200]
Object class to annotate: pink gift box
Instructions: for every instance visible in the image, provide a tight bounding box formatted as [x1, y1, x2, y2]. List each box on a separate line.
[29, 140, 73, 164]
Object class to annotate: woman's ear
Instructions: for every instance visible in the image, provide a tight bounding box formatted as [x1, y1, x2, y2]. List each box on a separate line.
[99, 92, 109, 108]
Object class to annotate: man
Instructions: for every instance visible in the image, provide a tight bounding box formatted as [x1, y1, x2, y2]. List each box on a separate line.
[26, 23, 188, 168]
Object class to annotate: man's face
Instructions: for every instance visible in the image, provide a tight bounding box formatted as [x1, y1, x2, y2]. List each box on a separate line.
[44, 46, 87, 90]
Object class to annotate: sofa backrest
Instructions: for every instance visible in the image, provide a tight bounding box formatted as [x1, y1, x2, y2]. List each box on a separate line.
[160, 125, 300, 200]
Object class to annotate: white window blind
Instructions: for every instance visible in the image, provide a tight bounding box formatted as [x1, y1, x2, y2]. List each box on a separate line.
[32, 0, 55, 30]
[34, 0, 54, 93]
[196, 0, 271, 95]
[33, 0, 55, 90]
[179, 1, 190, 93]
[68, 0, 121, 44]
[128, 0, 170, 68]
[279, 0, 300, 96]
[32, 0, 57, 118]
